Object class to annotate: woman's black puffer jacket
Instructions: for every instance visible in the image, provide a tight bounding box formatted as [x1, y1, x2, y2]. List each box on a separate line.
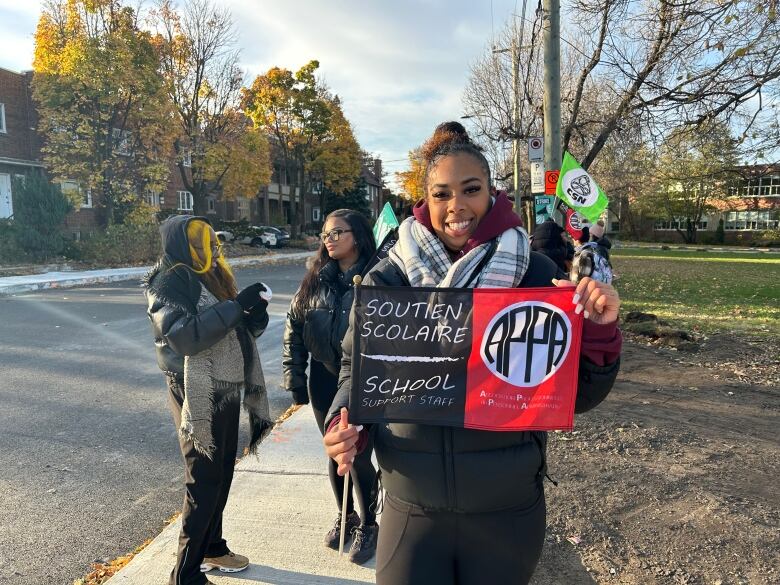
[282, 258, 367, 405]
[326, 251, 621, 513]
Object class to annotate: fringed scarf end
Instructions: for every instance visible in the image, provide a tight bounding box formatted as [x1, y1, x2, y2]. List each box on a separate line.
[247, 412, 274, 455]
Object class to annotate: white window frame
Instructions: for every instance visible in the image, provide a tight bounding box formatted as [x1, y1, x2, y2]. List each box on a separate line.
[181, 150, 192, 168]
[207, 197, 216, 213]
[0, 103, 6, 134]
[177, 190, 193, 212]
[111, 128, 132, 156]
[146, 190, 161, 208]
[61, 180, 92, 208]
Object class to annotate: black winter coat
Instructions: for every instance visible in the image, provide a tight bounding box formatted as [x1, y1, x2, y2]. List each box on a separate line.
[327, 251, 621, 513]
[143, 215, 268, 376]
[282, 258, 367, 405]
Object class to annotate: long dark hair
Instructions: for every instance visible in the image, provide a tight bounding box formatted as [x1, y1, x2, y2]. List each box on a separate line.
[292, 209, 375, 314]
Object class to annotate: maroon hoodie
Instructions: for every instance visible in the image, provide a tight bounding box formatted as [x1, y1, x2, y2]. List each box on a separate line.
[413, 190, 522, 256]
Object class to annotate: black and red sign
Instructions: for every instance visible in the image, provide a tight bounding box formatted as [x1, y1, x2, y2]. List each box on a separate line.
[349, 285, 583, 431]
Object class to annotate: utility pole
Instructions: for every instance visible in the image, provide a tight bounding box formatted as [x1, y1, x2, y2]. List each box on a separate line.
[511, 32, 521, 218]
[542, 0, 562, 222]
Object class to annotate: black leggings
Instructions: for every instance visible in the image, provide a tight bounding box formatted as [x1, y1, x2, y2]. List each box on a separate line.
[167, 375, 239, 585]
[309, 359, 377, 524]
[375, 493, 546, 585]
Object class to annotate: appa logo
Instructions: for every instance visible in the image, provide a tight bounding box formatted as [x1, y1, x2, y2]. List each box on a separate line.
[563, 169, 598, 207]
[481, 301, 572, 387]
[568, 211, 585, 231]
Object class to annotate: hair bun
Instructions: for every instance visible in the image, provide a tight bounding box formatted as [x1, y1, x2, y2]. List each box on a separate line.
[421, 121, 480, 162]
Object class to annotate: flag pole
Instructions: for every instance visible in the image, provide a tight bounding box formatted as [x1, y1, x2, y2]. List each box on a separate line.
[339, 472, 351, 555]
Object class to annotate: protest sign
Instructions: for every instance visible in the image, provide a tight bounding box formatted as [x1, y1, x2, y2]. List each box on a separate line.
[349, 285, 583, 432]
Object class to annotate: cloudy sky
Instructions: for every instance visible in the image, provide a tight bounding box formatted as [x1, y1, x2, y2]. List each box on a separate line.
[0, 0, 519, 190]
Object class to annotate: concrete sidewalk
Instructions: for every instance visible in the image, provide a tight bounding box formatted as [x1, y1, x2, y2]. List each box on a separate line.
[0, 252, 312, 295]
[106, 405, 376, 585]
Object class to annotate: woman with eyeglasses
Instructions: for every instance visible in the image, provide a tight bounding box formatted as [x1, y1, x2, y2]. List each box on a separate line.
[143, 215, 273, 584]
[282, 208, 379, 564]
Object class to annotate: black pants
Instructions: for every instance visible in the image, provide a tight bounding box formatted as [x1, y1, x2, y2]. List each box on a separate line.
[375, 493, 546, 585]
[167, 375, 240, 585]
[309, 359, 377, 525]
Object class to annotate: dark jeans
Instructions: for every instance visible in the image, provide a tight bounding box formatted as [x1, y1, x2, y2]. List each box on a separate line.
[166, 375, 240, 585]
[375, 492, 546, 585]
[309, 359, 377, 525]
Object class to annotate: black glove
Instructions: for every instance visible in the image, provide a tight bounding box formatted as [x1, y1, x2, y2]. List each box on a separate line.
[236, 282, 267, 311]
[291, 388, 309, 406]
[246, 297, 269, 323]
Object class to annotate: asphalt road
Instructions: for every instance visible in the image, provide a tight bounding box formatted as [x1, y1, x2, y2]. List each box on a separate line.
[0, 260, 308, 585]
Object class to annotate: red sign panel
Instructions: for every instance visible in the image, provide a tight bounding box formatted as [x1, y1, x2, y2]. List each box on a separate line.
[545, 170, 559, 195]
[465, 288, 582, 431]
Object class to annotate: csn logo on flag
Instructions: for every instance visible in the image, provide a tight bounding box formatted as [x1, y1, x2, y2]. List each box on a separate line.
[350, 286, 583, 432]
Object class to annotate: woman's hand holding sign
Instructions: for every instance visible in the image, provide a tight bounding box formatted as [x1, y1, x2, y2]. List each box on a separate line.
[323, 407, 363, 476]
[553, 276, 620, 325]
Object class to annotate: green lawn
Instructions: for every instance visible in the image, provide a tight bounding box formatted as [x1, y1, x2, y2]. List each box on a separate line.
[611, 247, 780, 336]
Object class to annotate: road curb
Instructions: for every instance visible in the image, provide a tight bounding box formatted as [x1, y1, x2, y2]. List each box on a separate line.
[0, 252, 312, 296]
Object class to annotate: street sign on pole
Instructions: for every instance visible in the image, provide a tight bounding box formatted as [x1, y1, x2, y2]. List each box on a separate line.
[527, 137, 543, 162]
[530, 161, 545, 193]
[545, 170, 559, 195]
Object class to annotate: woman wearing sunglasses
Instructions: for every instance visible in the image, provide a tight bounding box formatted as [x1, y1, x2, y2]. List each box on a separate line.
[282, 208, 379, 564]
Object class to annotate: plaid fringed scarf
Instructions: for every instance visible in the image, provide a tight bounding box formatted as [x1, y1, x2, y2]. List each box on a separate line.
[181, 287, 272, 459]
[389, 217, 530, 289]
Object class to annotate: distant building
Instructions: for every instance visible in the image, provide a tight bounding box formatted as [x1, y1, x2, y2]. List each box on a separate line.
[362, 156, 384, 219]
[0, 67, 41, 219]
[605, 163, 779, 243]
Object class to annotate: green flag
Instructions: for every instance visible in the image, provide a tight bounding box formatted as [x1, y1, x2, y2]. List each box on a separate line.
[555, 151, 608, 223]
[373, 202, 400, 245]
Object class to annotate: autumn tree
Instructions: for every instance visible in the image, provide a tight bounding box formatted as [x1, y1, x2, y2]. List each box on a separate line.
[153, 0, 270, 215]
[243, 60, 341, 236]
[650, 122, 741, 243]
[33, 0, 174, 225]
[308, 96, 362, 217]
[396, 147, 426, 202]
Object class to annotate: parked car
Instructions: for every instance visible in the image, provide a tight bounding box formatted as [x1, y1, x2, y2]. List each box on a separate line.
[215, 230, 234, 243]
[215, 226, 289, 248]
[257, 226, 290, 248]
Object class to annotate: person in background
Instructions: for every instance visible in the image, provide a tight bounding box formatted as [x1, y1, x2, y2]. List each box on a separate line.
[323, 122, 622, 585]
[143, 215, 272, 585]
[282, 209, 379, 564]
[589, 219, 612, 261]
[531, 218, 570, 273]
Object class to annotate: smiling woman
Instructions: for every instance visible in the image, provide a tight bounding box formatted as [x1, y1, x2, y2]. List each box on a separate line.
[322, 122, 624, 585]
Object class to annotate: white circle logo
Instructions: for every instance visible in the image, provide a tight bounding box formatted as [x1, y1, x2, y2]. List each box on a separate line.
[563, 169, 598, 208]
[481, 301, 572, 387]
[568, 212, 585, 231]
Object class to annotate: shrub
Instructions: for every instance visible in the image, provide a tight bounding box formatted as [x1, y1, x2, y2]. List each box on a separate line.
[0, 219, 31, 265]
[10, 173, 72, 261]
[73, 221, 160, 266]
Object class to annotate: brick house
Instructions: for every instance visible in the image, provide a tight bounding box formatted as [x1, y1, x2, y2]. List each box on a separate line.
[361, 156, 384, 219]
[0, 67, 42, 219]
